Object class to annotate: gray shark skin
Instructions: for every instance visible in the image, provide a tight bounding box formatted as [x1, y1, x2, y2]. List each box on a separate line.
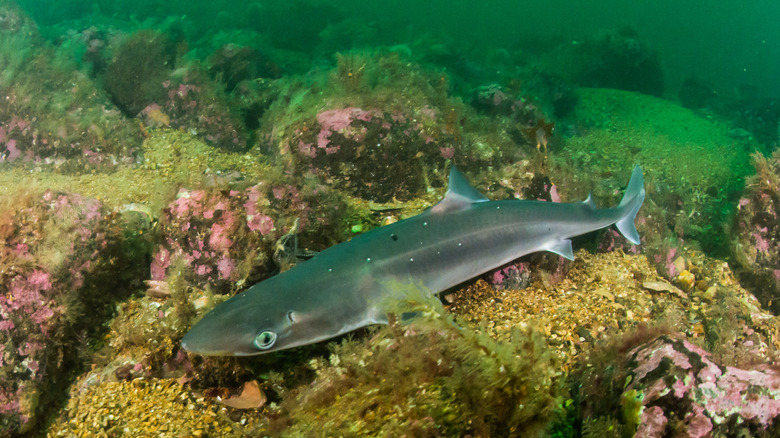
[182, 166, 645, 356]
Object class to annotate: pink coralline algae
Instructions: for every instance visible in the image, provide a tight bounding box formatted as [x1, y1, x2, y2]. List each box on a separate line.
[0, 190, 130, 434]
[0, 117, 32, 163]
[596, 229, 641, 255]
[4, 272, 56, 334]
[439, 146, 455, 159]
[643, 243, 682, 281]
[623, 335, 780, 436]
[151, 184, 282, 290]
[487, 263, 531, 290]
[316, 107, 371, 150]
[244, 186, 275, 235]
[636, 406, 667, 437]
[208, 209, 236, 251]
[754, 228, 771, 252]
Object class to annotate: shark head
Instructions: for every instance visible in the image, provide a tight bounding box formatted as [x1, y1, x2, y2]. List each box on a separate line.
[181, 287, 304, 356]
[181, 277, 359, 356]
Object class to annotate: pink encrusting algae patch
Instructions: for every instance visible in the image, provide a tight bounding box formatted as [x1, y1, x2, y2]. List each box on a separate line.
[217, 257, 236, 280]
[0, 190, 131, 431]
[622, 335, 780, 435]
[316, 107, 367, 149]
[151, 183, 295, 289]
[731, 150, 780, 313]
[439, 146, 454, 159]
[244, 185, 275, 235]
[686, 405, 713, 438]
[208, 210, 236, 251]
[630, 338, 692, 380]
[636, 406, 667, 437]
[150, 247, 171, 281]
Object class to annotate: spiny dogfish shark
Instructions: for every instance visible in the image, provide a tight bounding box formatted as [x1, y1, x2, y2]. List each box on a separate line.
[182, 166, 645, 356]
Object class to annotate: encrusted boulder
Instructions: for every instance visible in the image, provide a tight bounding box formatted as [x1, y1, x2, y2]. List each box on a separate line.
[0, 190, 140, 435]
[281, 105, 451, 202]
[104, 30, 247, 151]
[151, 185, 282, 292]
[731, 150, 780, 313]
[258, 52, 519, 202]
[0, 2, 141, 169]
[151, 180, 347, 292]
[580, 334, 780, 437]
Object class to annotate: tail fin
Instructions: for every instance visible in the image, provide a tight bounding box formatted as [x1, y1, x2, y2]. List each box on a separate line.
[615, 165, 645, 245]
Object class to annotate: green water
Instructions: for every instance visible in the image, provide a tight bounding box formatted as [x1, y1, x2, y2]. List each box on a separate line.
[16, 0, 780, 97]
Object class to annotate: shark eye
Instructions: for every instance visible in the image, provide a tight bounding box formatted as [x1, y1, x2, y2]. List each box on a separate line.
[254, 330, 277, 350]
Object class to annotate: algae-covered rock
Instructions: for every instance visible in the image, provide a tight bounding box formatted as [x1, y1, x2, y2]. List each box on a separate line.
[731, 150, 780, 313]
[0, 190, 143, 436]
[103, 29, 248, 151]
[208, 44, 281, 92]
[150, 175, 351, 292]
[151, 186, 279, 293]
[0, 2, 142, 170]
[544, 28, 665, 97]
[581, 335, 780, 437]
[567, 251, 780, 436]
[257, 51, 520, 202]
[103, 29, 178, 117]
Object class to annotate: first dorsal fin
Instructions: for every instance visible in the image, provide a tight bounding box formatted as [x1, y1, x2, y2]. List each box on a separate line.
[431, 167, 489, 214]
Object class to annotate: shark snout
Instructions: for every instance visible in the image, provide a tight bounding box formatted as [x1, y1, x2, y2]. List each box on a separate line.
[182, 308, 261, 356]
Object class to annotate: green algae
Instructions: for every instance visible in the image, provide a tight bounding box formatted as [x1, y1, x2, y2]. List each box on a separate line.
[257, 289, 563, 437]
[0, 129, 275, 213]
[554, 87, 756, 254]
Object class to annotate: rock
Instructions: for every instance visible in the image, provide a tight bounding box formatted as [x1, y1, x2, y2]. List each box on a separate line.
[217, 380, 267, 409]
[675, 270, 695, 291]
[104, 30, 248, 151]
[151, 180, 347, 292]
[258, 52, 517, 203]
[471, 84, 515, 116]
[583, 334, 780, 437]
[0, 190, 141, 435]
[642, 280, 688, 299]
[151, 185, 280, 291]
[730, 150, 780, 313]
[0, 2, 141, 169]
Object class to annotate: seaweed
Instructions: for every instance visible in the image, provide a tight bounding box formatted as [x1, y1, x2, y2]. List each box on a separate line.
[258, 286, 562, 437]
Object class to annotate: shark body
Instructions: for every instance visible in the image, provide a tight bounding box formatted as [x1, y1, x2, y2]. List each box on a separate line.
[182, 166, 645, 356]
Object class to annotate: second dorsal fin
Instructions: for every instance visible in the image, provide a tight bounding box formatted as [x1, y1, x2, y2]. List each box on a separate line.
[431, 167, 489, 214]
[583, 193, 596, 209]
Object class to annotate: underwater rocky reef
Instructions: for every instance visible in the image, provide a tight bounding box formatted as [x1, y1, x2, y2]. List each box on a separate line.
[0, 0, 779, 436]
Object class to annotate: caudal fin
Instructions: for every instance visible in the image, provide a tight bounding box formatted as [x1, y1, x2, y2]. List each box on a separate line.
[615, 165, 645, 245]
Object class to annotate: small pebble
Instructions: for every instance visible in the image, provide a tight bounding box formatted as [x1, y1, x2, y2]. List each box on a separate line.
[677, 270, 695, 291]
